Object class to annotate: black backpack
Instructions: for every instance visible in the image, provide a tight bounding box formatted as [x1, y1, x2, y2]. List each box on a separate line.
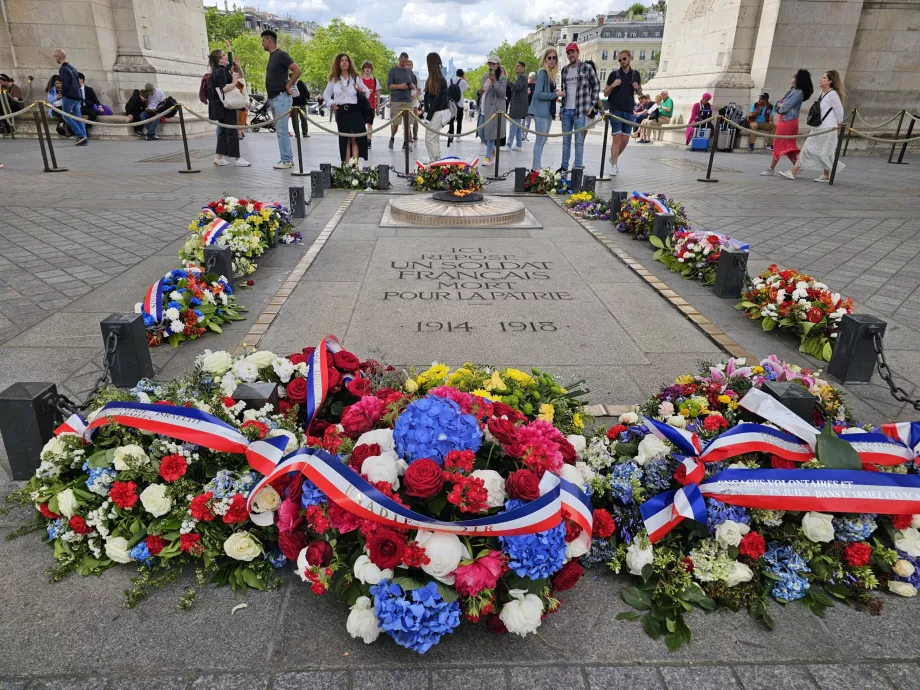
[447, 78, 462, 103]
[806, 92, 831, 127]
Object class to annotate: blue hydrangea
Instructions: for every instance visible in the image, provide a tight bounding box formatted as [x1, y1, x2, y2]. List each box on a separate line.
[129, 542, 155, 566]
[582, 537, 617, 568]
[706, 498, 750, 534]
[47, 518, 65, 541]
[763, 542, 810, 577]
[300, 479, 327, 508]
[370, 580, 461, 654]
[607, 462, 638, 505]
[222, 281, 233, 295]
[641, 457, 672, 494]
[832, 514, 877, 542]
[770, 570, 810, 601]
[618, 425, 648, 443]
[265, 548, 287, 569]
[498, 499, 566, 579]
[84, 464, 116, 495]
[206, 470, 236, 499]
[393, 396, 482, 465]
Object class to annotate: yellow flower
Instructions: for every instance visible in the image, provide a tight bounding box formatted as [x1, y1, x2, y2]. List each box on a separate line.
[416, 176, 424, 184]
[717, 395, 731, 404]
[404, 379, 419, 393]
[573, 413, 584, 429]
[728, 401, 739, 410]
[447, 368, 473, 386]
[538, 404, 555, 422]
[416, 363, 450, 386]
[484, 371, 507, 392]
[679, 408, 690, 417]
[752, 366, 764, 374]
[471, 389, 499, 401]
[675, 375, 695, 385]
[503, 368, 533, 385]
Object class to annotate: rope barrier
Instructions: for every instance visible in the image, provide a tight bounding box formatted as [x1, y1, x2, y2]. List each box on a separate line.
[181, 103, 291, 130]
[0, 102, 37, 121]
[299, 108, 405, 137]
[846, 127, 920, 144]
[406, 110, 500, 137]
[42, 101, 177, 127]
[854, 110, 904, 129]
[721, 119, 839, 140]
[605, 111, 718, 131]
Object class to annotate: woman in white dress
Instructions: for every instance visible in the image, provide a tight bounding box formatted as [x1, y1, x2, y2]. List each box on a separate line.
[779, 71, 846, 182]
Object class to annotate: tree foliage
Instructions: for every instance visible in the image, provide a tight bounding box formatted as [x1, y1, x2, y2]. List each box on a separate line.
[205, 7, 246, 46]
[627, 2, 647, 16]
[461, 39, 538, 100]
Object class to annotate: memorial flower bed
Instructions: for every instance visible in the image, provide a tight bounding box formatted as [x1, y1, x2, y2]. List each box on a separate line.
[564, 192, 611, 221]
[332, 163, 380, 191]
[615, 191, 690, 240]
[197, 196, 297, 243]
[410, 159, 484, 193]
[650, 229, 746, 285]
[523, 168, 569, 195]
[737, 265, 854, 362]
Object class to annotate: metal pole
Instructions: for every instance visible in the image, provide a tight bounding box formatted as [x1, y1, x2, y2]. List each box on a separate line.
[177, 106, 200, 174]
[290, 107, 309, 177]
[829, 125, 846, 186]
[492, 116, 501, 180]
[887, 110, 906, 164]
[598, 115, 610, 181]
[32, 109, 51, 172]
[894, 117, 914, 165]
[403, 109, 410, 175]
[38, 106, 67, 172]
[842, 109, 856, 157]
[696, 115, 719, 183]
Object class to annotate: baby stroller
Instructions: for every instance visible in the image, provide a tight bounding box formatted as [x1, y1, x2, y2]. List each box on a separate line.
[248, 93, 275, 133]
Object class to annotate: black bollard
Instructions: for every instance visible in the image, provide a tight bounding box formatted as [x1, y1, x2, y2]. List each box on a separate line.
[761, 381, 818, 422]
[492, 124, 501, 180]
[829, 125, 846, 186]
[893, 118, 914, 165]
[514, 167, 527, 192]
[0, 382, 59, 479]
[581, 174, 597, 194]
[651, 212, 674, 242]
[598, 116, 610, 180]
[100, 314, 154, 388]
[571, 167, 584, 193]
[697, 116, 720, 183]
[310, 171, 325, 199]
[204, 245, 234, 280]
[841, 109, 856, 157]
[377, 164, 391, 190]
[291, 108, 309, 177]
[177, 106, 200, 174]
[827, 314, 887, 383]
[234, 382, 280, 414]
[37, 107, 67, 172]
[319, 163, 332, 189]
[712, 247, 750, 298]
[608, 190, 628, 218]
[289, 186, 306, 218]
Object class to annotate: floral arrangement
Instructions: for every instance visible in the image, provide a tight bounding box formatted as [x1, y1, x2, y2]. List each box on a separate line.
[564, 191, 611, 221]
[179, 219, 265, 277]
[615, 192, 690, 240]
[650, 229, 733, 285]
[135, 266, 245, 347]
[196, 196, 297, 243]
[737, 265, 854, 362]
[410, 161, 484, 192]
[523, 168, 569, 195]
[332, 163, 380, 191]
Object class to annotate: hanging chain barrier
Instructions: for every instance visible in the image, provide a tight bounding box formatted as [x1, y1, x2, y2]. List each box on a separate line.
[873, 333, 920, 411]
[47, 331, 120, 423]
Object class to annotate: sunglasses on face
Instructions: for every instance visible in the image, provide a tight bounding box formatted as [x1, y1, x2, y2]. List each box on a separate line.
[547, 56, 557, 60]
[618, 57, 629, 62]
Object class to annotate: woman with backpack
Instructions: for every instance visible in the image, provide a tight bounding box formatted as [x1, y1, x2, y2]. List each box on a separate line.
[208, 48, 250, 167]
[779, 71, 845, 181]
[421, 52, 450, 161]
[760, 69, 812, 176]
[323, 52, 371, 166]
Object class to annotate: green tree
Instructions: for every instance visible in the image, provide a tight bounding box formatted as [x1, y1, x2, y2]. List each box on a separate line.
[227, 33, 270, 93]
[462, 39, 538, 99]
[627, 2, 647, 16]
[205, 7, 246, 46]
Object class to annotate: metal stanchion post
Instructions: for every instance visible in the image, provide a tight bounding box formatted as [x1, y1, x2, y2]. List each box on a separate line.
[37, 107, 67, 172]
[894, 117, 914, 165]
[842, 109, 857, 157]
[887, 110, 906, 164]
[598, 115, 610, 181]
[177, 106, 200, 174]
[696, 116, 719, 183]
[493, 124, 501, 180]
[290, 108, 309, 177]
[32, 109, 52, 172]
[403, 110, 410, 175]
[829, 125, 846, 186]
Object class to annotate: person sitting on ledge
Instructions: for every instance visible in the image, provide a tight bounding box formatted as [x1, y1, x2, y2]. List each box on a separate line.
[78, 72, 101, 133]
[747, 92, 774, 151]
[141, 82, 166, 140]
[124, 87, 147, 137]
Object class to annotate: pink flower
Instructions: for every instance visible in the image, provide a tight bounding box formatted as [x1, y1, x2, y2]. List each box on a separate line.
[454, 550, 504, 596]
[275, 498, 303, 533]
[508, 420, 565, 474]
[340, 395, 386, 439]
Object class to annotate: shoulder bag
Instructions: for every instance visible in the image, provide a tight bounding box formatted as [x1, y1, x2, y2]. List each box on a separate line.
[806, 92, 831, 127]
[219, 79, 247, 110]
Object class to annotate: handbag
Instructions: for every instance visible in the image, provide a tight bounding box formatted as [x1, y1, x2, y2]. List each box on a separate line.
[354, 79, 374, 122]
[219, 83, 247, 110]
[806, 92, 831, 127]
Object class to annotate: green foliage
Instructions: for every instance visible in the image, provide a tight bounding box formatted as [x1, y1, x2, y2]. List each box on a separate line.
[627, 2, 647, 16]
[205, 7, 246, 45]
[462, 39, 538, 100]
[225, 33, 270, 93]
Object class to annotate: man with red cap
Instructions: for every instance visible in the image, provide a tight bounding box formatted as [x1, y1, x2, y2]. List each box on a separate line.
[557, 42, 599, 173]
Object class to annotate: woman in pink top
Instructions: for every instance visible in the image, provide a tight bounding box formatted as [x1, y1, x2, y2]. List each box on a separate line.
[360, 60, 381, 148]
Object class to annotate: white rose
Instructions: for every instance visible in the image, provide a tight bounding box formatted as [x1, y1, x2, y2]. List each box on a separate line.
[296, 547, 310, 581]
[252, 485, 282, 513]
[353, 554, 393, 585]
[346, 596, 382, 644]
[658, 401, 675, 417]
[724, 561, 754, 587]
[41, 437, 68, 456]
[104, 536, 133, 564]
[268, 429, 299, 453]
[619, 411, 639, 425]
[559, 463, 588, 489]
[499, 590, 544, 637]
[715, 520, 750, 549]
[356, 429, 395, 454]
[199, 350, 233, 374]
[220, 371, 238, 397]
[893, 559, 915, 578]
[56, 488, 78, 518]
[566, 530, 591, 560]
[566, 434, 587, 458]
[889, 581, 917, 598]
[232, 360, 258, 383]
[223, 531, 262, 561]
[894, 528, 920, 557]
[113, 444, 149, 471]
[245, 350, 277, 368]
[667, 415, 688, 429]
[635, 435, 670, 466]
[139, 484, 172, 517]
[911, 515, 920, 529]
[416, 530, 467, 585]
[801, 511, 835, 543]
[625, 541, 654, 576]
[361, 451, 400, 490]
[169, 320, 184, 334]
[471, 469, 506, 508]
[272, 357, 295, 383]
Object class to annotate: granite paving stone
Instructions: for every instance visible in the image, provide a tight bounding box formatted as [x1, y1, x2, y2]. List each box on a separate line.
[107, 676, 190, 690]
[657, 666, 741, 690]
[352, 669, 428, 690]
[508, 666, 585, 690]
[584, 666, 664, 690]
[732, 665, 819, 690]
[270, 672, 350, 690]
[806, 664, 895, 690]
[188, 674, 271, 690]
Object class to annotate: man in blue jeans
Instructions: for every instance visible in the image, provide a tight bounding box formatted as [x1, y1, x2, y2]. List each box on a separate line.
[558, 42, 599, 172]
[604, 49, 642, 176]
[261, 30, 302, 169]
[53, 49, 87, 146]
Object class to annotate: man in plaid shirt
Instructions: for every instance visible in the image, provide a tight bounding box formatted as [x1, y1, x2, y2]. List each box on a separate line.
[558, 42, 599, 172]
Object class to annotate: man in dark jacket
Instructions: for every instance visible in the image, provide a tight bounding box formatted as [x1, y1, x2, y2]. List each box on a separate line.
[506, 61, 528, 151]
[78, 73, 100, 131]
[124, 88, 147, 136]
[53, 49, 88, 145]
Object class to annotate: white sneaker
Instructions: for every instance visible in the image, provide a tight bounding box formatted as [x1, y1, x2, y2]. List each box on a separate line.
[214, 157, 230, 166]
[235, 158, 251, 167]
[505, 144, 513, 152]
[814, 176, 829, 182]
[760, 169, 774, 176]
[273, 161, 293, 169]
[610, 164, 618, 176]
[513, 145, 523, 151]
[778, 170, 796, 180]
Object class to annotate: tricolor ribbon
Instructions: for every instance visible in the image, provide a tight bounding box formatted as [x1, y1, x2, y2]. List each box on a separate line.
[201, 206, 217, 218]
[880, 423, 920, 455]
[202, 218, 230, 245]
[304, 335, 343, 432]
[642, 468, 920, 543]
[631, 191, 670, 216]
[419, 156, 475, 169]
[142, 279, 164, 321]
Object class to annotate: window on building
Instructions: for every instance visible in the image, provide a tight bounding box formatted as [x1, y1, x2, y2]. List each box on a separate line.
[654, 31, 661, 37]
[651, 50, 657, 60]
[600, 69, 607, 81]
[640, 50, 646, 60]
[573, 32, 579, 41]
[630, 32, 637, 37]
[602, 50, 608, 60]
[642, 31, 648, 37]
[615, 31, 622, 37]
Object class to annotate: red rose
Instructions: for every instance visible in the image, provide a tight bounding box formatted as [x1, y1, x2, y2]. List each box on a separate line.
[38, 502, 60, 519]
[109, 481, 139, 510]
[305, 539, 333, 567]
[279, 400, 293, 415]
[739, 531, 766, 559]
[347, 377, 373, 397]
[606, 424, 627, 440]
[333, 350, 361, 372]
[158, 454, 188, 482]
[68, 516, 91, 535]
[311, 419, 331, 436]
[486, 614, 508, 635]
[367, 529, 407, 570]
[893, 514, 914, 530]
[558, 437, 577, 464]
[592, 509, 616, 539]
[770, 455, 796, 469]
[190, 492, 216, 522]
[222, 494, 249, 524]
[286, 377, 308, 404]
[349, 443, 381, 473]
[551, 559, 584, 592]
[403, 458, 445, 498]
[488, 418, 518, 446]
[179, 533, 204, 554]
[844, 542, 871, 567]
[302, 347, 316, 358]
[505, 469, 541, 501]
[340, 397, 386, 439]
[327, 368, 342, 391]
[806, 307, 823, 324]
[278, 529, 307, 561]
[375, 387, 399, 400]
[492, 402, 525, 422]
[145, 535, 168, 556]
[288, 353, 308, 365]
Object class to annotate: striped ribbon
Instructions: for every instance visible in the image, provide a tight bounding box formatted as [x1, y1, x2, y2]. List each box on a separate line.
[202, 218, 230, 245]
[630, 191, 670, 215]
[420, 156, 477, 169]
[881, 422, 920, 454]
[142, 279, 164, 322]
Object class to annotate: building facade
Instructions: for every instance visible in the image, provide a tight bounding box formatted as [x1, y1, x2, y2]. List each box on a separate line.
[578, 13, 665, 81]
[238, 5, 316, 44]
